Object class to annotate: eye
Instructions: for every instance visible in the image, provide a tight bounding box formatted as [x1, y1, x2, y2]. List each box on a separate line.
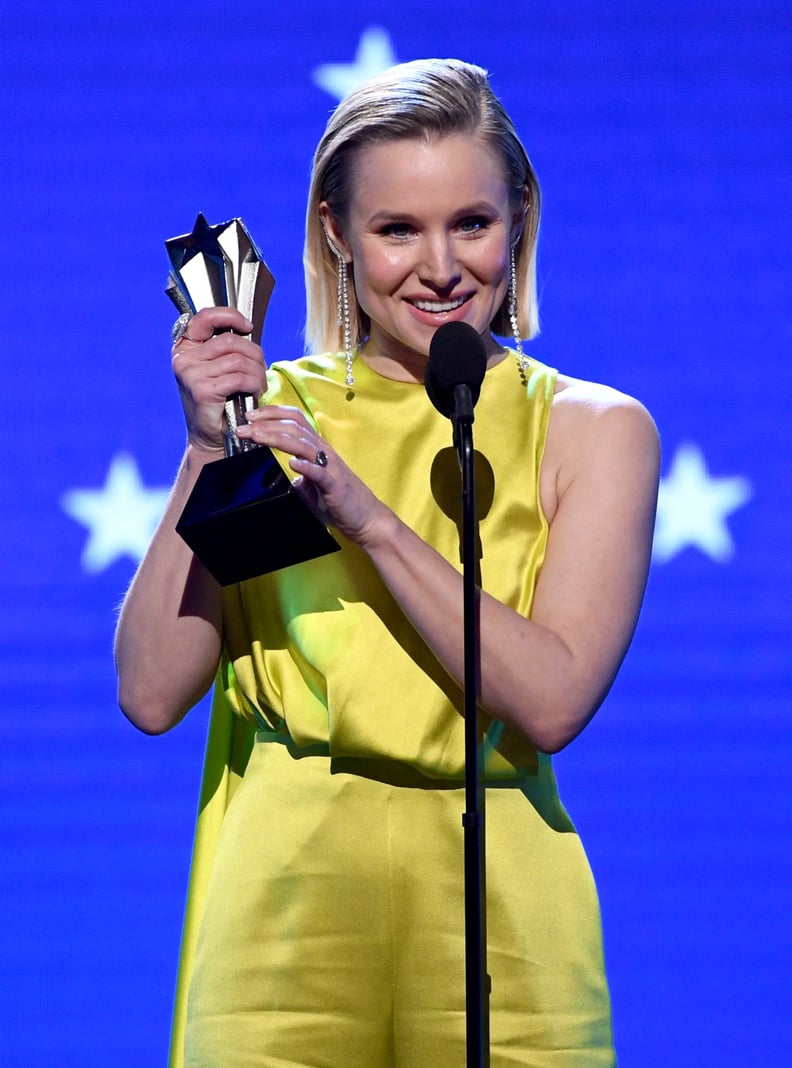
[379, 221, 415, 239]
[457, 215, 491, 235]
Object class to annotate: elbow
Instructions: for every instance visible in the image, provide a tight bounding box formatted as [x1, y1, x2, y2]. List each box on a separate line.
[532, 733, 565, 756]
[117, 681, 188, 736]
[123, 710, 181, 737]
[531, 721, 579, 755]
[534, 665, 617, 753]
[115, 653, 217, 735]
[513, 690, 606, 756]
[534, 727, 579, 755]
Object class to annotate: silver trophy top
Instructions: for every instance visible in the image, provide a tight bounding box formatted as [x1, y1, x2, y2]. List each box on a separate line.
[165, 213, 274, 345]
[165, 213, 275, 456]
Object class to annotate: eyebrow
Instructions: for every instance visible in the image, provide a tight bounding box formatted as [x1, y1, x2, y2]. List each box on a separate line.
[365, 201, 502, 227]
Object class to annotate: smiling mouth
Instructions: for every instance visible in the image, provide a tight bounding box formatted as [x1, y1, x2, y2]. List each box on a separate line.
[410, 294, 470, 313]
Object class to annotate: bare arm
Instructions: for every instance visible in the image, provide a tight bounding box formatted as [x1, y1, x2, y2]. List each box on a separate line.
[114, 444, 224, 734]
[238, 380, 659, 753]
[114, 307, 268, 734]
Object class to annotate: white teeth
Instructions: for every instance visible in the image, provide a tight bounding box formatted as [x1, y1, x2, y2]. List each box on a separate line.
[413, 296, 466, 313]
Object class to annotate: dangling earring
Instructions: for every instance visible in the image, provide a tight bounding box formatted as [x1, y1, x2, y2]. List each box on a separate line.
[324, 230, 354, 388]
[509, 242, 529, 379]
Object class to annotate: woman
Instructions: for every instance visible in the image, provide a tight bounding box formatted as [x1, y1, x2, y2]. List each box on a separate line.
[116, 59, 659, 1066]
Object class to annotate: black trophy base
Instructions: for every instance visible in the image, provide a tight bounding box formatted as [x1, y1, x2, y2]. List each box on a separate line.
[176, 446, 340, 586]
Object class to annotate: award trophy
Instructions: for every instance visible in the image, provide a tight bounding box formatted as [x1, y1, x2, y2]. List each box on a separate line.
[165, 213, 340, 585]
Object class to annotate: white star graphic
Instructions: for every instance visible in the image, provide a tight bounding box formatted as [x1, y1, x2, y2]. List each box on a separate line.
[61, 452, 170, 573]
[312, 27, 398, 101]
[652, 443, 752, 563]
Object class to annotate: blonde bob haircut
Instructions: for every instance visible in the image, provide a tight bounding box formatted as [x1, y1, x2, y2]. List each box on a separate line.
[303, 58, 541, 355]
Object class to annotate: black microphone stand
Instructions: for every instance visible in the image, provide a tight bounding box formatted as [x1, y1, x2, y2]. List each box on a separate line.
[451, 384, 490, 1068]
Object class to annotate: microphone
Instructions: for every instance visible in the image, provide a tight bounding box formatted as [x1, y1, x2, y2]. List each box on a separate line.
[425, 322, 488, 419]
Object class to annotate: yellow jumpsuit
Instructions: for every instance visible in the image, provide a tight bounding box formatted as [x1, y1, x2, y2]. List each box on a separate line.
[169, 351, 615, 1066]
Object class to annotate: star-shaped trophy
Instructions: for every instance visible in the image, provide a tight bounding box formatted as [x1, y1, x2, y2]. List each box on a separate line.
[165, 214, 339, 585]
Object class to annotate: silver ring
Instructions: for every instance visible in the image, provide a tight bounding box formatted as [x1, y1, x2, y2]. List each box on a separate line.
[171, 312, 192, 343]
[172, 312, 206, 345]
[315, 450, 328, 467]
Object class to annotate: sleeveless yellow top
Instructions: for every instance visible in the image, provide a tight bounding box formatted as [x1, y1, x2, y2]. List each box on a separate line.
[168, 349, 564, 1064]
[218, 348, 556, 782]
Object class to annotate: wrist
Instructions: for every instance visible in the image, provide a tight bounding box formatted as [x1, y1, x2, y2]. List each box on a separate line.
[357, 503, 403, 557]
[184, 439, 225, 469]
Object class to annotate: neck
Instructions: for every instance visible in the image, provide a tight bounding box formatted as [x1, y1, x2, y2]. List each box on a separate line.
[358, 333, 508, 384]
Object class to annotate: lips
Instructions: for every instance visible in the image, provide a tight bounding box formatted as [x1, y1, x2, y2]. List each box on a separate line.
[407, 293, 471, 314]
[412, 296, 464, 313]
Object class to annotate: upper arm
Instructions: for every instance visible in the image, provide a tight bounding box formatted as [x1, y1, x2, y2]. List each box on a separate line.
[531, 386, 660, 729]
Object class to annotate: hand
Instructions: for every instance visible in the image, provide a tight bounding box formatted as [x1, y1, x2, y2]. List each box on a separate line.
[171, 307, 268, 453]
[237, 406, 390, 545]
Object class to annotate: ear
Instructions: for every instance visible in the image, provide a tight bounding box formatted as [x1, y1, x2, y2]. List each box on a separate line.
[319, 202, 352, 263]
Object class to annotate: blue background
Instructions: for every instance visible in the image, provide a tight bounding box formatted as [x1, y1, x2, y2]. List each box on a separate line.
[1, 1, 790, 1063]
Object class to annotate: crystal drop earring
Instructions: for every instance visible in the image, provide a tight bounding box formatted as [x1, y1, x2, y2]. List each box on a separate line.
[509, 242, 529, 379]
[324, 230, 354, 387]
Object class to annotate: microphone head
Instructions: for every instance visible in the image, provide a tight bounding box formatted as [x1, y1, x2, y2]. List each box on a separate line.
[425, 322, 488, 417]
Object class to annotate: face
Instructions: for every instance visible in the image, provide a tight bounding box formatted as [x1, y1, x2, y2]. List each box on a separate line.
[322, 134, 522, 381]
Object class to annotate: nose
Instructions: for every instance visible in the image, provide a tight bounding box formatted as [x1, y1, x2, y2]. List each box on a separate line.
[418, 233, 461, 291]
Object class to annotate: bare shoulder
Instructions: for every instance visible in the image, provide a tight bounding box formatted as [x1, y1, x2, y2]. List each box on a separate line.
[553, 372, 654, 420]
[551, 373, 658, 450]
[540, 373, 660, 520]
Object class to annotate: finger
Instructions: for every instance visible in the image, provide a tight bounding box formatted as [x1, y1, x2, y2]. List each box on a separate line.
[176, 339, 266, 376]
[175, 331, 263, 365]
[236, 420, 324, 462]
[235, 403, 322, 446]
[174, 344, 267, 396]
[186, 307, 254, 342]
[176, 362, 266, 397]
[245, 405, 314, 432]
[173, 340, 257, 372]
[187, 374, 267, 407]
[288, 453, 333, 480]
[173, 309, 255, 351]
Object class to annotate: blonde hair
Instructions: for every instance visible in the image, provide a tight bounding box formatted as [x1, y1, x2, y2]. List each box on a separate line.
[303, 58, 541, 355]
